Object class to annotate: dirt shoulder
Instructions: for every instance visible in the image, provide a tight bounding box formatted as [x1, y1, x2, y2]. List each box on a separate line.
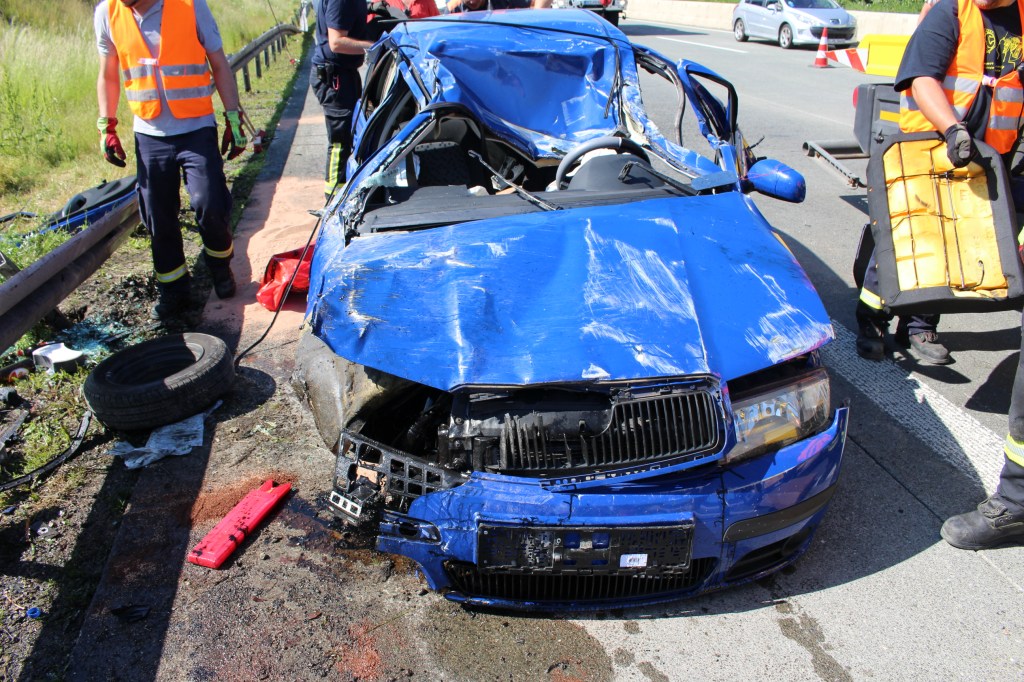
[3, 49, 618, 682]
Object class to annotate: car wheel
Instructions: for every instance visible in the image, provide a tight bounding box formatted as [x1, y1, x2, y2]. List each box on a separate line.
[779, 24, 794, 49]
[83, 333, 234, 431]
[733, 19, 747, 42]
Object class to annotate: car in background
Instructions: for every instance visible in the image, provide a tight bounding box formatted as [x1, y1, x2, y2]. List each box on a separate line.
[733, 0, 857, 49]
[551, 0, 625, 26]
[294, 9, 848, 611]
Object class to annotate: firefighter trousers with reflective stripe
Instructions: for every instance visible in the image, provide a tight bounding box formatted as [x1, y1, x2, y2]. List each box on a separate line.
[135, 128, 233, 292]
[857, 247, 940, 336]
[310, 63, 361, 197]
[1000, 309, 1024, 508]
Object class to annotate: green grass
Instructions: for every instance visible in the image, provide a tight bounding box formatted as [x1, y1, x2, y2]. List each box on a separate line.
[686, 0, 921, 13]
[0, 0, 299, 215]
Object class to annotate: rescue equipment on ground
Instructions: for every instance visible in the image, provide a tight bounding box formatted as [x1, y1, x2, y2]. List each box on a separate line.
[256, 243, 313, 311]
[188, 480, 291, 568]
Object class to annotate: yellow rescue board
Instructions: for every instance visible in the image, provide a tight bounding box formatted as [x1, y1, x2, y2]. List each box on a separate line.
[883, 139, 1008, 299]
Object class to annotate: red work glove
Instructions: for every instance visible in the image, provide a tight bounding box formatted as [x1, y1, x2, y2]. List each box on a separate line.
[97, 116, 126, 167]
[221, 110, 247, 160]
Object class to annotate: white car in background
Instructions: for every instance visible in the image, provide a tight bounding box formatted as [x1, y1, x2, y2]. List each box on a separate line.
[732, 0, 857, 49]
[552, 0, 625, 26]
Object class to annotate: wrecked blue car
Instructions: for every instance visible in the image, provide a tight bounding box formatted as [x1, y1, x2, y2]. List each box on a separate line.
[294, 9, 848, 610]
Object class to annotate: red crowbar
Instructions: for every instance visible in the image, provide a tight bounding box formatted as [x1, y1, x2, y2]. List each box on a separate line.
[188, 479, 291, 568]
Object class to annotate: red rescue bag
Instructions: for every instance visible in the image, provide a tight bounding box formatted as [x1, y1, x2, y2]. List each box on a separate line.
[255, 244, 314, 312]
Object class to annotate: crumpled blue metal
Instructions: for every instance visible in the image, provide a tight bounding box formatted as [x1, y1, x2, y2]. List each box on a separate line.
[308, 192, 833, 391]
[386, 12, 631, 159]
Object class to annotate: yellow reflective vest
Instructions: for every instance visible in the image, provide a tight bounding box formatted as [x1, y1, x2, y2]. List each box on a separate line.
[900, 0, 1024, 154]
[108, 0, 215, 120]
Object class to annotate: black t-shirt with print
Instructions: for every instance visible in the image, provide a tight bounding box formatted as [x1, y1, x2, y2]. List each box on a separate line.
[895, 0, 1022, 137]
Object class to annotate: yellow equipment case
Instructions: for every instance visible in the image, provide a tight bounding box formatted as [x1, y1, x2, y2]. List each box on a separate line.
[866, 132, 1024, 315]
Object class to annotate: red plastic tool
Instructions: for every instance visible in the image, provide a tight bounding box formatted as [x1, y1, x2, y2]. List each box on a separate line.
[188, 479, 291, 568]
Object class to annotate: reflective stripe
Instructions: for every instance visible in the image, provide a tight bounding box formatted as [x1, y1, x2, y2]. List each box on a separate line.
[994, 88, 1024, 104]
[327, 142, 344, 192]
[156, 264, 188, 283]
[988, 114, 1024, 130]
[161, 63, 210, 77]
[204, 244, 234, 259]
[859, 287, 884, 310]
[1005, 434, 1024, 467]
[122, 64, 156, 81]
[164, 85, 215, 101]
[125, 88, 160, 102]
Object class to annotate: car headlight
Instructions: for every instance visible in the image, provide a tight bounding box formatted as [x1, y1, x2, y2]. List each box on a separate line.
[727, 368, 830, 463]
[789, 14, 812, 26]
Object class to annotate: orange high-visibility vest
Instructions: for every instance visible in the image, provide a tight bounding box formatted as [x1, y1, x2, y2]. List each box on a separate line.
[900, 0, 1024, 153]
[108, 0, 215, 120]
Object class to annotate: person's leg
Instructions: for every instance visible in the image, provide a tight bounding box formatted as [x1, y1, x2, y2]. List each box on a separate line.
[896, 313, 950, 364]
[941, 311, 1024, 548]
[179, 127, 235, 298]
[311, 65, 361, 199]
[855, 249, 892, 360]
[136, 132, 191, 318]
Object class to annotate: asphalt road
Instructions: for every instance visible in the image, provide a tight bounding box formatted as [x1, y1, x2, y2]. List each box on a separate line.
[576, 20, 1023, 680]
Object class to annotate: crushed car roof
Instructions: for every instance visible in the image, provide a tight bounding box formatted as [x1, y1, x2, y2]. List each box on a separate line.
[387, 11, 631, 159]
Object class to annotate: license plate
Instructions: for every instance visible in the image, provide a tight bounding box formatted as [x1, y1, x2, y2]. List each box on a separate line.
[477, 523, 694, 574]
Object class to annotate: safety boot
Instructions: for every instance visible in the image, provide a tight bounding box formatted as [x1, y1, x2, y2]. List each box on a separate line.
[210, 265, 236, 299]
[895, 323, 951, 365]
[940, 494, 1024, 550]
[150, 288, 191, 323]
[855, 317, 887, 360]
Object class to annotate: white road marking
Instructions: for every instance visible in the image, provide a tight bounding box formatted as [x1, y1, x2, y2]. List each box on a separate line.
[822, 319, 1005, 493]
[656, 37, 748, 54]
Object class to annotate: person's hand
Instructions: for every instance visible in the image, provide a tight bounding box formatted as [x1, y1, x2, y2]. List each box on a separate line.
[943, 122, 976, 168]
[97, 116, 126, 168]
[221, 110, 247, 160]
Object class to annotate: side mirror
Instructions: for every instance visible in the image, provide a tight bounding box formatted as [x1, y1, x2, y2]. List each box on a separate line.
[745, 159, 806, 203]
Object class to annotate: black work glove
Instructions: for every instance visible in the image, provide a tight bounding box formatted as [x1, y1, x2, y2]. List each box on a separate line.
[943, 122, 976, 168]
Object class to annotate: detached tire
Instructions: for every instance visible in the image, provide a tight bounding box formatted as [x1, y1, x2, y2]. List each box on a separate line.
[84, 333, 234, 431]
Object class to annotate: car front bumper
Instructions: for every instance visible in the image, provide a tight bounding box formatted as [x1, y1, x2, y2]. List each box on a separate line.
[369, 406, 847, 610]
[794, 24, 857, 46]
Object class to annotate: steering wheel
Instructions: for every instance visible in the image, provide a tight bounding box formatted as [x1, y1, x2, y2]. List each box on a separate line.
[554, 136, 651, 189]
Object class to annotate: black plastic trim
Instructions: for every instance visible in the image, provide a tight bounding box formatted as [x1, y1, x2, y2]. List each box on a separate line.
[723, 484, 837, 543]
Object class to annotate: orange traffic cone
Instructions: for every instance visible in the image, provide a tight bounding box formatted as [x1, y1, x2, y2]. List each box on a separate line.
[813, 28, 830, 68]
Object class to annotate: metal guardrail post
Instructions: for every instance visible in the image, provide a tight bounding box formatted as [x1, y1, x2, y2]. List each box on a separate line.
[243, 64, 251, 92]
[264, 48, 270, 69]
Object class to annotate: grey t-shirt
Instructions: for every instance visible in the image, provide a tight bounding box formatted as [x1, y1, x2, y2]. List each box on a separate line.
[95, 0, 222, 137]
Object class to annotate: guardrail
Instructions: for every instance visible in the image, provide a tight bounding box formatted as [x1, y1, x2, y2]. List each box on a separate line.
[0, 24, 304, 354]
[229, 24, 303, 93]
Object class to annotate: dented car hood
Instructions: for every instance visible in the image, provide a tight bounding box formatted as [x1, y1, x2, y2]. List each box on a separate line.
[308, 192, 833, 391]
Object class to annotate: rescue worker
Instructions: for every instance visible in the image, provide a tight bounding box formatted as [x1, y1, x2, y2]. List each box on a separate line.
[311, 0, 373, 199]
[96, 0, 245, 322]
[887, 0, 1024, 548]
[856, 0, 1024, 365]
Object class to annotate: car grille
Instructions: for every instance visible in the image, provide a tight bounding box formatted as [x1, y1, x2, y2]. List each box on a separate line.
[499, 389, 721, 472]
[444, 558, 717, 603]
[812, 27, 854, 40]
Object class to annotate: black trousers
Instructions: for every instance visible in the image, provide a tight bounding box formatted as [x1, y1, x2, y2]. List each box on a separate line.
[135, 128, 233, 291]
[310, 63, 362, 196]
